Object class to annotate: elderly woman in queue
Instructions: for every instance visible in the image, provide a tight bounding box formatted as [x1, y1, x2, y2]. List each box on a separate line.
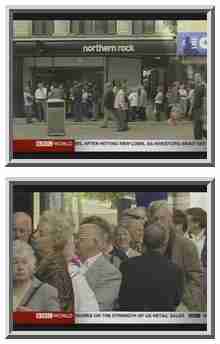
[35, 210, 74, 312]
[114, 225, 140, 258]
[13, 239, 60, 312]
[119, 207, 148, 254]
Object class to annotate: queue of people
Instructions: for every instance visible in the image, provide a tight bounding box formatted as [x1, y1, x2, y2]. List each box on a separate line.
[23, 74, 206, 139]
[23, 81, 101, 124]
[13, 201, 207, 318]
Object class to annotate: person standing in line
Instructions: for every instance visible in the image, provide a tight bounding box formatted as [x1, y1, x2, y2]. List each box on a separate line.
[119, 215, 144, 254]
[138, 85, 147, 121]
[77, 216, 122, 311]
[48, 82, 64, 100]
[166, 85, 174, 120]
[23, 85, 34, 124]
[34, 82, 47, 122]
[72, 83, 82, 122]
[81, 85, 89, 120]
[128, 88, 138, 121]
[101, 82, 115, 128]
[178, 83, 188, 118]
[118, 223, 184, 311]
[148, 201, 203, 311]
[154, 86, 164, 121]
[91, 84, 99, 121]
[189, 73, 206, 139]
[114, 81, 129, 132]
[187, 82, 195, 119]
[35, 210, 75, 312]
[185, 207, 207, 260]
[114, 225, 140, 258]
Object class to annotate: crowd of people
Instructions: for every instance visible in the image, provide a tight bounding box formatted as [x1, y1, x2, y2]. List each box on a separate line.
[23, 80, 101, 125]
[23, 73, 207, 138]
[13, 201, 207, 319]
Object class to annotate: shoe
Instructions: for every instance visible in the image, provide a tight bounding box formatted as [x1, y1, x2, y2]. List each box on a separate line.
[100, 125, 108, 128]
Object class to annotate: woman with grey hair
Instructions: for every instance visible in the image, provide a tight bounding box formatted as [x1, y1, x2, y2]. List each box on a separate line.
[35, 210, 74, 312]
[114, 225, 140, 258]
[13, 239, 60, 312]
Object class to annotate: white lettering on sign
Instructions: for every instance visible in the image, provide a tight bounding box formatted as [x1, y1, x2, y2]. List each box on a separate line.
[82, 44, 135, 53]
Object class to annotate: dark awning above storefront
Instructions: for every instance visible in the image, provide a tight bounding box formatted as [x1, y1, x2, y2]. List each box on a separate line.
[13, 39, 176, 57]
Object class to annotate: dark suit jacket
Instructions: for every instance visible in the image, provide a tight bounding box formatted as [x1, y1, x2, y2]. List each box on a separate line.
[118, 252, 184, 312]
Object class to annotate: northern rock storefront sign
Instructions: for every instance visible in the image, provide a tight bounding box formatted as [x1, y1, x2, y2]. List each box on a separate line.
[14, 40, 176, 57]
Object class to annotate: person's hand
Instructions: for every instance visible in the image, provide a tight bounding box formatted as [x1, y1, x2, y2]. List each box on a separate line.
[68, 262, 80, 278]
[16, 306, 33, 312]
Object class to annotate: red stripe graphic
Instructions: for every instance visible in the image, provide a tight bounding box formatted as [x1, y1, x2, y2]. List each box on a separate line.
[13, 312, 75, 325]
[13, 140, 74, 153]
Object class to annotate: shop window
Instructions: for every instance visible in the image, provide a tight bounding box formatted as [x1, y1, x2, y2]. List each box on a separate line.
[132, 20, 155, 34]
[32, 20, 54, 35]
[132, 20, 144, 34]
[143, 21, 155, 33]
[71, 20, 116, 34]
[95, 20, 108, 34]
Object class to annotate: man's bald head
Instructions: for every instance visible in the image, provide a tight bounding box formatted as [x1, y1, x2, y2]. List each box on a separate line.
[13, 212, 32, 243]
[143, 223, 167, 254]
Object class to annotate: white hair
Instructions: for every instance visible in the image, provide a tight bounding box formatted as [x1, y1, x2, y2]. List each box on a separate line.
[38, 210, 74, 250]
[13, 239, 36, 274]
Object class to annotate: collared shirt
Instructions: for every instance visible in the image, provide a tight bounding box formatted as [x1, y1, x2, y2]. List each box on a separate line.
[68, 262, 99, 314]
[83, 252, 103, 271]
[35, 88, 47, 100]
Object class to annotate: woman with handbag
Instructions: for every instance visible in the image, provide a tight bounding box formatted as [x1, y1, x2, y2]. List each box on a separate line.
[13, 239, 60, 312]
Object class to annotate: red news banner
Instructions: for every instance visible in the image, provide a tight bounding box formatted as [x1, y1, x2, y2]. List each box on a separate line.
[13, 140, 75, 153]
[13, 312, 75, 325]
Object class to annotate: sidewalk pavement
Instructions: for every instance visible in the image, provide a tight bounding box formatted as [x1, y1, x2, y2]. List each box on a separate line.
[13, 118, 194, 140]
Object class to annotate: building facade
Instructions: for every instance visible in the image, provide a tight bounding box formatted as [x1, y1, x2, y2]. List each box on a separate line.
[13, 19, 207, 116]
[13, 19, 176, 115]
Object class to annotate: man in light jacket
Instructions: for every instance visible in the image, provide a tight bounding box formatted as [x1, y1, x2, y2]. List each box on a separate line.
[77, 216, 122, 311]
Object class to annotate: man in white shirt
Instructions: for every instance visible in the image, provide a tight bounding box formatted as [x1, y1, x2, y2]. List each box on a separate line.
[77, 216, 122, 311]
[128, 89, 138, 121]
[34, 82, 47, 122]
